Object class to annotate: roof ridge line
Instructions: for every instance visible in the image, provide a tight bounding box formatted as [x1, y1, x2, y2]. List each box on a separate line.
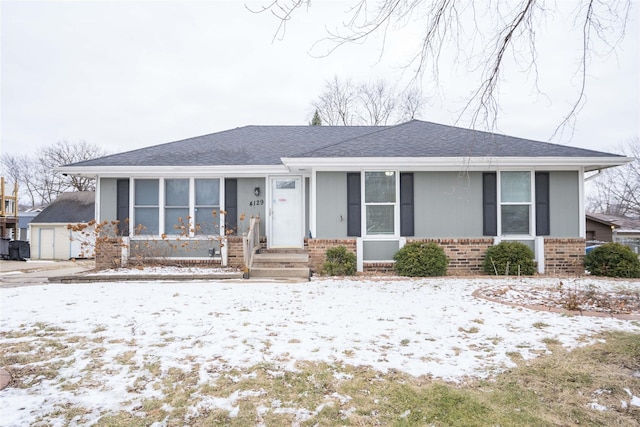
[295, 121, 413, 157]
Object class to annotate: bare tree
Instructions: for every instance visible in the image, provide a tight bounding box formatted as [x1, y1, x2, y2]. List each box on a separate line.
[1, 140, 108, 207]
[313, 76, 358, 125]
[312, 76, 424, 125]
[1, 154, 38, 207]
[256, 1, 631, 131]
[588, 138, 639, 218]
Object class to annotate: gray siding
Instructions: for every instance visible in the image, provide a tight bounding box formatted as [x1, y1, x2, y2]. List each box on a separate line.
[99, 178, 118, 222]
[236, 178, 266, 237]
[363, 240, 400, 261]
[316, 172, 349, 238]
[549, 171, 580, 237]
[414, 172, 484, 237]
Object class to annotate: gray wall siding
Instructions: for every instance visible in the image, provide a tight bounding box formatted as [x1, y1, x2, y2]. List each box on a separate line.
[316, 172, 349, 238]
[236, 178, 266, 237]
[99, 178, 118, 222]
[549, 171, 580, 237]
[414, 172, 484, 237]
[363, 240, 400, 261]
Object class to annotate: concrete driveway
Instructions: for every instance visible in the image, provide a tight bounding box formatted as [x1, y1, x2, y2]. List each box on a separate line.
[0, 259, 94, 287]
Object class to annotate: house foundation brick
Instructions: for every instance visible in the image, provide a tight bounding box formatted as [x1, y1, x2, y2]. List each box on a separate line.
[543, 238, 585, 276]
[95, 238, 123, 270]
[306, 238, 357, 274]
[407, 238, 494, 275]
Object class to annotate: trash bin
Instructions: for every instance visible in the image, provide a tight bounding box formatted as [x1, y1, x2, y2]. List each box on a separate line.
[0, 238, 9, 259]
[8, 240, 30, 261]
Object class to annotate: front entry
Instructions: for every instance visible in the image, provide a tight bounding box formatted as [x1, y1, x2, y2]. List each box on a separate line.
[269, 176, 303, 248]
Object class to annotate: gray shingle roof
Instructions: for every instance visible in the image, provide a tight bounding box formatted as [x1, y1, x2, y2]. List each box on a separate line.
[299, 120, 617, 158]
[66, 120, 622, 168]
[32, 192, 95, 224]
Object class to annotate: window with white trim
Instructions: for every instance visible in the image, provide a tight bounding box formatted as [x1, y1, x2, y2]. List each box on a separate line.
[132, 178, 221, 236]
[500, 171, 532, 235]
[364, 171, 397, 236]
[194, 179, 220, 235]
[165, 179, 189, 235]
[134, 179, 159, 235]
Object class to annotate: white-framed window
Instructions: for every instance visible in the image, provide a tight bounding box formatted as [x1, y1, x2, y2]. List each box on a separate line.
[165, 179, 189, 235]
[134, 179, 159, 235]
[194, 179, 220, 235]
[499, 171, 533, 236]
[132, 178, 221, 237]
[364, 171, 397, 236]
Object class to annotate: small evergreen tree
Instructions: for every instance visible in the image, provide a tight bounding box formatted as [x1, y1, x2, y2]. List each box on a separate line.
[309, 109, 322, 126]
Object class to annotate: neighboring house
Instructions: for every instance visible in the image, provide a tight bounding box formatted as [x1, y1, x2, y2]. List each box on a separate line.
[1, 177, 18, 239]
[586, 212, 640, 254]
[30, 192, 95, 260]
[58, 120, 632, 275]
[17, 209, 43, 241]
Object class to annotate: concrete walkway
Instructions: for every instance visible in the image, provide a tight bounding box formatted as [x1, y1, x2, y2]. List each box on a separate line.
[0, 260, 95, 287]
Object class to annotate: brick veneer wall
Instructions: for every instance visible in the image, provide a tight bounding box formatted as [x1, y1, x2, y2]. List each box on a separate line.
[543, 238, 585, 276]
[306, 238, 357, 274]
[307, 238, 493, 275]
[226, 236, 243, 269]
[226, 236, 267, 269]
[407, 238, 494, 275]
[95, 238, 123, 270]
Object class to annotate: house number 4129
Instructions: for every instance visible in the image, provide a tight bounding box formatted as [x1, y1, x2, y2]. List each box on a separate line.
[249, 199, 264, 206]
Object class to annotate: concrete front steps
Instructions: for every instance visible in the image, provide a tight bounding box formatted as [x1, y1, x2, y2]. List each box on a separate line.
[249, 249, 310, 280]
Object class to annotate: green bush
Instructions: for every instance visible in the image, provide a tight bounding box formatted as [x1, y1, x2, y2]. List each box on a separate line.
[584, 242, 640, 278]
[393, 242, 449, 277]
[483, 241, 536, 276]
[322, 245, 357, 276]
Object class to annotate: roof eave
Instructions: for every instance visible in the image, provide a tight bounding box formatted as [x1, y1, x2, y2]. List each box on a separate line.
[282, 156, 633, 172]
[56, 165, 289, 177]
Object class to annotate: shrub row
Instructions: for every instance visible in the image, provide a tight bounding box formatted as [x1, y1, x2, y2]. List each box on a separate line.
[322, 241, 640, 278]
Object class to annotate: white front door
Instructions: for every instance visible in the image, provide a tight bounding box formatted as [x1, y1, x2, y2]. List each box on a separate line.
[269, 176, 303, 248]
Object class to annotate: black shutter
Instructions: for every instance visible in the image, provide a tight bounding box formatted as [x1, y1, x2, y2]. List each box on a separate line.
[400, 173, 414, 236]
[116, 179, 129, 236]
[225, 179, 238, 235]
[347, 173, 361, 237]
[483, 173, 497, 236]
[535, 172, 550, 236]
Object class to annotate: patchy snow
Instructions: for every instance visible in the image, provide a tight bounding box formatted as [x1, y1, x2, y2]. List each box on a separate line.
[87, 266, 240, 276]
[1, 276, 638, 425]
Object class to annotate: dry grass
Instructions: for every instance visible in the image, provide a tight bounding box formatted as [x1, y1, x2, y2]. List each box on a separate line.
[1, 321, 639, 426]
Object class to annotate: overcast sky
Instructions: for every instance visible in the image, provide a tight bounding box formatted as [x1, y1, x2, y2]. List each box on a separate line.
[1, 1, 638, 158]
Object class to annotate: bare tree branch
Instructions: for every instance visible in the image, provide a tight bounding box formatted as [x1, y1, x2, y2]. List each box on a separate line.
[311, 75, 425, 125]
[256, 0, 631, 133]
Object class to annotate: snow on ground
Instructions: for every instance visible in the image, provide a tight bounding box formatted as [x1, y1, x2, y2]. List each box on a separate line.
[1, 277, 638, 425]
[86, 266, 240, 275]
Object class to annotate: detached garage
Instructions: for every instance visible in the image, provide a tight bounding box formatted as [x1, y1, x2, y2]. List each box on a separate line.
[30, 192, 95, 260]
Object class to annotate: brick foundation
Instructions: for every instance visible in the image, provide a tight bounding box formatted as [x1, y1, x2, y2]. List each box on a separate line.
[95, 238, 124, 270]
[306, 238, 357, 274]
[226, 236, 267, 269]
[94, 235, 586, 277]
[543, 238, 585, 276]
[407, 238, 494, 275]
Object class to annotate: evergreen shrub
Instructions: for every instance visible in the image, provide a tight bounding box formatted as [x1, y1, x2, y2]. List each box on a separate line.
[322, 245, 357, 276]
[482, 241, 536, 275]
[584, 242, 640, 278]
[393, 242, 449, 277]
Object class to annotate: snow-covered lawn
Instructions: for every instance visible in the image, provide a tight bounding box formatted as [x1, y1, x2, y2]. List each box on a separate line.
[1, 277, 638, 425]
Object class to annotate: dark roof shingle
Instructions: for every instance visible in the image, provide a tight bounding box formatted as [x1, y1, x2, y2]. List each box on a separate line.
[66, 120, 622, 168]
[32, 192, 95, 224]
